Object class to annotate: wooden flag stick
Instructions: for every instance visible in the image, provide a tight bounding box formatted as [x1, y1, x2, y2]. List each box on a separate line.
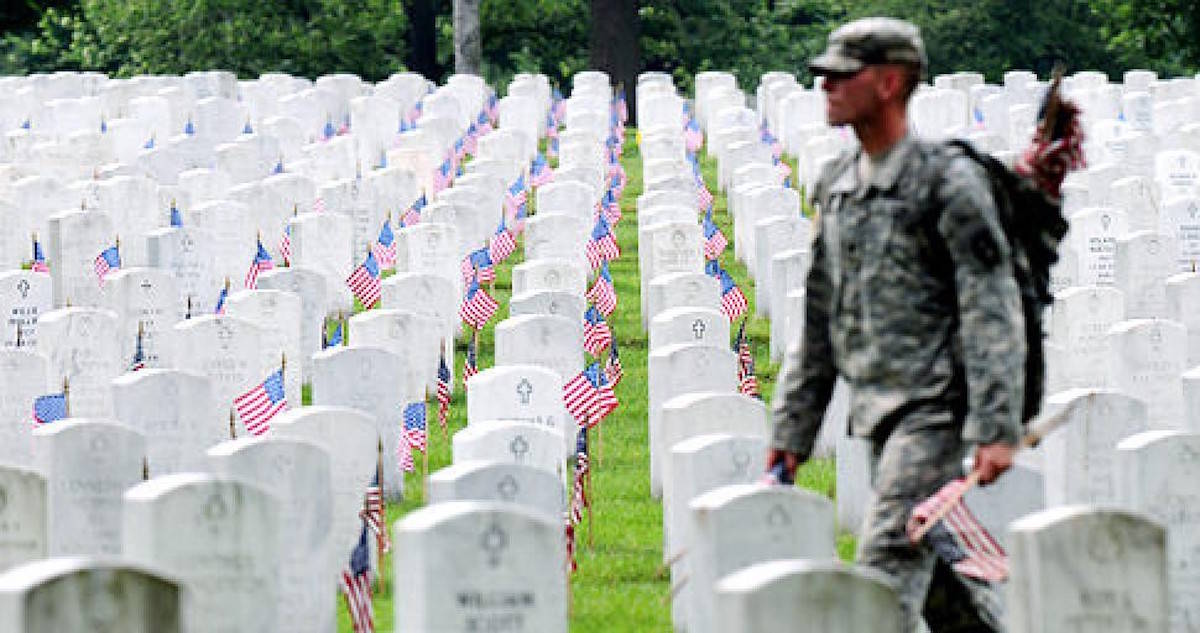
[142, 457, 149, 481]
[228, 408, 237, 440]
[586, 464, 595, 549]
[62, 377, 70, 418]
[376, 437, 388, 596]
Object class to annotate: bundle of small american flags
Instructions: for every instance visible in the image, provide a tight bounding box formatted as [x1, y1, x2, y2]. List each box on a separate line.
[907, 478, 1009, 582]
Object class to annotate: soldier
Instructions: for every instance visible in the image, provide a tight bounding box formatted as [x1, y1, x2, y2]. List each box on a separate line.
[767, 17, 1023, 632]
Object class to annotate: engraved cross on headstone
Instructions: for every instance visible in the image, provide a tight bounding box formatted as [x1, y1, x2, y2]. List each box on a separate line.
[691, 319, 706, 340]
[515, 378, 533, 405]
[480, 521, 508, 567]
[509, 435, 530, 461]
[496, 475, 519, 501]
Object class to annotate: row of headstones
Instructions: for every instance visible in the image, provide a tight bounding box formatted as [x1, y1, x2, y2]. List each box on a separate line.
[750, 65, 1200, 203]
[655, 73, 1196, 632]
[0, 71, 632, 632]
[631, 79, 834, 632]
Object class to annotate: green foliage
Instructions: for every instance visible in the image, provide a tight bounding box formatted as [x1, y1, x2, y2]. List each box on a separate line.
[640, 0, 836, 93]
[1, 0, 409, 80]
[479, 0, 589, 92]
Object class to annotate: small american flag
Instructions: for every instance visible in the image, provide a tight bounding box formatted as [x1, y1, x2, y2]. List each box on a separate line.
[244, 239, 274, 289]
[586, 216, 621, 270]
[476, 111, 493, 135]
[94, 245, 121, 286]
[908, 478, 1009, 582]
[372, 220, 397, 270]
[566, 515, 578, 573]
[598, 189, 621, 226]
[313, 197, 327, 214]
[489, 219, 517, 264]
[129, 326, 146, 372]
[710, 263, 748, 321]
[32, 392, 67, 425]
[169, 202, 183, 228]
[347, 252, 382, 309]
[234, 369, 288, 436]
[684, 117, 704, 153]
[460, 274, 499, 330]
[398, 435, 415, 473]
[562, 367, 598, 429]
[703, 210, 728, 261]
[504, 175, 528, 214]
[586, 264, 617, 317]
[403, 401, 427, 452]
[511, 202, 528, 235]
[587, 363, 619, 427]
[436, 353, 451, 432]
[739, 351, 761, 398]
[582, 306, 613, 356]
[30, 236, 48, 273]
[615, 89, 628, 124]
[530, 153, 554, 187]
[214, 284, 228, 315]
[463, 336, 479, 386]
[359, 474, 390, 554]
[324, 321, 344, 348]
[340, 523, 375, 633]
[569, 429, 590, 525]
[278, 224, 292, 266]
[696, 183, 715, 214]
[401, 195, 425, 226]
[460, 248, 495, 285]
[604, 337, 623, 386]
[774, 157, 792, 183]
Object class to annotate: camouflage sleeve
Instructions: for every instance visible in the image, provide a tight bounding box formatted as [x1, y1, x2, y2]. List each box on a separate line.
[935, 155, 1026, 446]
[770, 219, 837, 458]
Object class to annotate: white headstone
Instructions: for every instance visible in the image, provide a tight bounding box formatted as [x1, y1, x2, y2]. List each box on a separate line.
[1007, 506, 1167, 633]
[208, 437, 335, 633]
[34, 418, 143, 556]
[686, 485, 836, 633]
[452, 420, 566, 483]
[38, 307, 122, 417]
[0, 465, 45, 571]
[393, 501, 567, 633]
[1117, 430, 1200, 632]
[429, 461, 565, 521]
[310, 346, 411, 498]
[111, 368, 220, 476]
[0, 559, 182, 632]
[123, 473, 280, 633]
[648, 344, 738, 497]
[714, 560, 902, 633]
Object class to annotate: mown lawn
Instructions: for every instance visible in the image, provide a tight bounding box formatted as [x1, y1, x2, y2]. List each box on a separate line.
[335, 128, 849, 632]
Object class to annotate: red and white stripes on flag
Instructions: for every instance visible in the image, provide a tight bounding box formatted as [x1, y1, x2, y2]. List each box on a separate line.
[359, 482, 390, 554]
[346, 252, 382, 309]
[908, 478, 1009, 582]
[233, 369, 289, 436]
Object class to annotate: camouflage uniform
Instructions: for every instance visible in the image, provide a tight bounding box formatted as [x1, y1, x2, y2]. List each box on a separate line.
[771, 131, 1025, 632]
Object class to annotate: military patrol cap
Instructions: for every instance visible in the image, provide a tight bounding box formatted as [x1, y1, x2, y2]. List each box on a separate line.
[809, 17, 927, 76]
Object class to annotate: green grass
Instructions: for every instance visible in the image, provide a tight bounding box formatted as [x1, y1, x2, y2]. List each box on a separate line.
[335, 129, 851, 632]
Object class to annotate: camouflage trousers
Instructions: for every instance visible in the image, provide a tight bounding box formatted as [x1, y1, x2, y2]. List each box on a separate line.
[857, 422, 1007, 633]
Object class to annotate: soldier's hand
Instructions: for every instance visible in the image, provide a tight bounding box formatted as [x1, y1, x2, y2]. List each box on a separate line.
[972, 442, 1015, 485]
[765, 448, 800, 483]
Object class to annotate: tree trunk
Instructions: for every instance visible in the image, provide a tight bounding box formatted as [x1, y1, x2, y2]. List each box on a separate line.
[590, 0, 640, 126]
[453, 0, 482, 75]
[406, 0, 440, 81]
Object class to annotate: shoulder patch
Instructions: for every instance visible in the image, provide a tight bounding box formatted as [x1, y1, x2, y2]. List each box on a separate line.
[969, 227, 1000, 270]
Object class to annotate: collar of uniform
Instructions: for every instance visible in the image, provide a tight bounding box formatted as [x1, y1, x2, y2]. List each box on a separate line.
[865, 132, 916, 193]
[829, 133, 916, 200]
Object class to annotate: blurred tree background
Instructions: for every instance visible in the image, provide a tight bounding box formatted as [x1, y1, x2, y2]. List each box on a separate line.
[0, 0, 1195, 90]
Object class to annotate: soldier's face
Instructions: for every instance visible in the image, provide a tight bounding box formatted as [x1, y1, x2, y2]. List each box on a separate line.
[821, 66, 881, 127]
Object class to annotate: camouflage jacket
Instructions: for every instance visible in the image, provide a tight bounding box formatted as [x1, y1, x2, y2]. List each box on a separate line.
[771, 134, 1026, 458]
